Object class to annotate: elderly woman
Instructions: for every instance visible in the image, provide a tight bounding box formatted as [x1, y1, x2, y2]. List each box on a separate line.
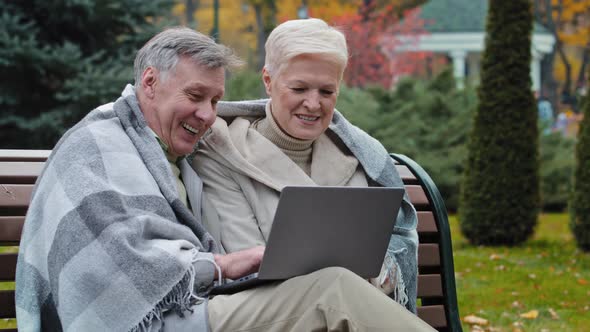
[193, 18, 420, 314]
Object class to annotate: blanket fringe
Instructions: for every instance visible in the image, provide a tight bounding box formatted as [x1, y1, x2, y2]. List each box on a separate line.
[130, 253, 201, 332]
[380, 250, 409, 308]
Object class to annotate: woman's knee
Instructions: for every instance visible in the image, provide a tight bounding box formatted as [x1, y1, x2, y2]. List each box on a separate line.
[310, 266, 369, 288]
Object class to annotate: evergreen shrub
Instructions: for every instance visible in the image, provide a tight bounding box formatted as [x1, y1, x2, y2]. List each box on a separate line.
[459, 0, 539, 245]
[224, 69, 265, 101]
[0, 0, 176, 149]
[338, 69, 477, 210]
[571, 93, 590, 251]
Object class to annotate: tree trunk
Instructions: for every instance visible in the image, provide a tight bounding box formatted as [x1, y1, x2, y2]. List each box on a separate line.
[557, 42, 573, 100]
[254, 4, 265, 71]
[576, 46, 590, 93]
[535, 0, 561, 108]
[185, 0, 194, 24]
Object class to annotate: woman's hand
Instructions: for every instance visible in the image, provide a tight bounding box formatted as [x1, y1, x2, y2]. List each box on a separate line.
[213, 246, 265, 279]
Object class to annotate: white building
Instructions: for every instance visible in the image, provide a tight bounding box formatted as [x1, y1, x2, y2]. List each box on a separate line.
[399, 0, 555, 91]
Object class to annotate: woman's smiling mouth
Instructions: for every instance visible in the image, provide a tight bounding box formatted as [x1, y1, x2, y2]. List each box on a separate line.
[296, 114, 319, 122]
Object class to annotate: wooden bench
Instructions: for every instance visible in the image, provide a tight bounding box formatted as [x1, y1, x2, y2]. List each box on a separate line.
[0, 149, 462, 332]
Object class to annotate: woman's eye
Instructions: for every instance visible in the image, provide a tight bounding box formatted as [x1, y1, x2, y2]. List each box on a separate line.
[291, 88, 305, 93]
[320, 90, 334, 95]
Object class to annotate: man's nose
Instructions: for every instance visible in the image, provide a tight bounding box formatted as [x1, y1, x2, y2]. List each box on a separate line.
[195, 102, 217, 126]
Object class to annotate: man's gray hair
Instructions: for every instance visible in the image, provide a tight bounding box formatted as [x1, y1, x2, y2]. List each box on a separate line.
[134, 27, 242, 84]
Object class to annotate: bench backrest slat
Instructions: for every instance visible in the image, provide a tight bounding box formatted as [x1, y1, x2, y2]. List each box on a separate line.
[0, 291, 16, 319]
[0, 217, 24, 243]
[0, 150, 50, 162]
[0, 254, 17, 281]
[0, 150, 462, 331]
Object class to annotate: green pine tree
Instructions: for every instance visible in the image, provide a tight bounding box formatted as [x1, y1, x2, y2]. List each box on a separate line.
[571, 89, 590, 251]
[0, 0, 176, 148]
[459, 0, 539, 245]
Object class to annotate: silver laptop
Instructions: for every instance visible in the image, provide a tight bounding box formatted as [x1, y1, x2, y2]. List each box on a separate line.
[210, 186, 404, 295]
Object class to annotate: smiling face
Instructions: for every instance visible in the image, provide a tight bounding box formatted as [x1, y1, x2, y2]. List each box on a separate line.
[263, 54, 341, 140]
[140, 57, 225, 157]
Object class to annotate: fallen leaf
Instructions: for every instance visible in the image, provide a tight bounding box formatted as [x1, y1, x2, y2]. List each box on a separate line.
[489, 253, 502, 260]
[528, 273, 537, 279]
[511, 301, 523, 309]
[548, 308, 559, 320]
[470, 325, 484, 332]
[520, 310, 539, 319]
[578, 278, 588, 285]
[463, 315, 489, 326]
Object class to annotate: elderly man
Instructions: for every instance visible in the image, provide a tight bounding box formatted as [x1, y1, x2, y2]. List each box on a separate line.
[16, 27, 434, 331]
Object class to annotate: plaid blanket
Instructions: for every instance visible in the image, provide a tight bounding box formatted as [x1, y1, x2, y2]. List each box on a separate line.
[16, 85, 219, 332]
[206, 99, 420, 313]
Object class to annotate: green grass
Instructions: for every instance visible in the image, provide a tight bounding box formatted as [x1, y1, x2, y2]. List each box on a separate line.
[451, 213, 590, 332]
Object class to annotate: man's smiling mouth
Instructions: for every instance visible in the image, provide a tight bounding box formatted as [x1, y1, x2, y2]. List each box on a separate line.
[182, 122, 199, 135]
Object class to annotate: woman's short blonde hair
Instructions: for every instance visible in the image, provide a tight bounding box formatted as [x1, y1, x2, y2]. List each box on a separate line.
[264, 18, 348, 78]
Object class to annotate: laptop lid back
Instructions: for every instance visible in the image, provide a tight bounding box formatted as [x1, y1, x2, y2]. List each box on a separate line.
[258, 186, 404, 280]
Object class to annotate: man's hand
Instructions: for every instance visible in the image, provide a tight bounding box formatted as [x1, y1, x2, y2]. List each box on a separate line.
[213, 246, 265, 280]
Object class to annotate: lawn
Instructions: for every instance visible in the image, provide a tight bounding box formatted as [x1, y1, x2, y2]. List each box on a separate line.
[451, 213, 590, 332]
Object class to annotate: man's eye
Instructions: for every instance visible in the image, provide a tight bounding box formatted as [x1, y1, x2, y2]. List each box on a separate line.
[320, 90, 334, 95]
[291, 88, 305, 93]
[189, 94, 203, 101]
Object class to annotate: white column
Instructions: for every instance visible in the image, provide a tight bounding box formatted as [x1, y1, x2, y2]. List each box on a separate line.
[531, 50, 542, 93]
[450, 50, 467, 89]
[467, 53, 480, 85]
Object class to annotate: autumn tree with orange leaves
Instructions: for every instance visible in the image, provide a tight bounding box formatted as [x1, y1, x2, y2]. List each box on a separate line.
[534, 0, 590, 110]
[331, 0, 429, 88]
[174, 0, 429, 88]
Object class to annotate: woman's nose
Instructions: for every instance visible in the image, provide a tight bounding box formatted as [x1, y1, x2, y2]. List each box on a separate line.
[303, 91, 321, 110]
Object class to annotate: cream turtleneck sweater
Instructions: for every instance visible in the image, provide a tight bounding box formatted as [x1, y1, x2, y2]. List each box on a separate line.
[253, 104, 314, 176]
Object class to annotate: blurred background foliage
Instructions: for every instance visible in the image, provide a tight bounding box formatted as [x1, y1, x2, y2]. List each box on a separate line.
[0, 0, 580, 212]
[0, 0, 177, 148]
[225, 68, 576, 213]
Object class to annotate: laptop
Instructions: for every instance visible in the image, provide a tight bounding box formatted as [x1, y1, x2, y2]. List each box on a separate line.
[209, 185, 405, 295]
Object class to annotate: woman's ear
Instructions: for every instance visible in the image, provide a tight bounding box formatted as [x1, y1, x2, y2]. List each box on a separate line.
[262, 67, 272, 96]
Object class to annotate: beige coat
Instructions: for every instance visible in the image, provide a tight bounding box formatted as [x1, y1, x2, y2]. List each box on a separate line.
[192, 116, 370, 253]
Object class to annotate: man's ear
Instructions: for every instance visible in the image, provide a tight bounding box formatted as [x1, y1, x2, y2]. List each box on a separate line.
[262, 67, 272, 96]
[141, 67, 158, 99]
